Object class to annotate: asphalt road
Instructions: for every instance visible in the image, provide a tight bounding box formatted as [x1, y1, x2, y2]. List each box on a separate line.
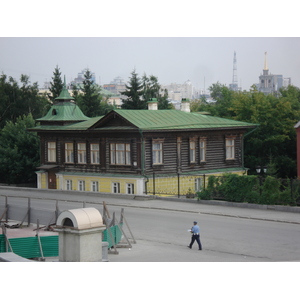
[1, 186, 300, 262]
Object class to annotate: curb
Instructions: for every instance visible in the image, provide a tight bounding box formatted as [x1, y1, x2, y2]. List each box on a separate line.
[1, 185, 300, 214]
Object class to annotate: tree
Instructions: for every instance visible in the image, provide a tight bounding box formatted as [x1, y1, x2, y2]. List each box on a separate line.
[121, 69, 145, 109]
[77, 69, 102, 117]
[230, 85, 300, 177]
[19, 74, 50, 120]
[191, 82, 300, 178]
[49, 65, 63, 101]
[208, 82, 235, 118]
[142, 74, 171, 109]
[0, 73, 49, 129]
[71, 83, 80, 102]
[0, 114, 40, 184]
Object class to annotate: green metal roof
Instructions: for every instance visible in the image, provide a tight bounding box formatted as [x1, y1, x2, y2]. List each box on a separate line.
[113, 109, 257, 130]
[37, 102, 90, 122]
[31, 109, 257, 132]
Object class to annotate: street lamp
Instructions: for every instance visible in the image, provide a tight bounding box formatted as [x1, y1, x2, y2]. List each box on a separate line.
[256, 165, 268, 197]
[256, 165, 268, 175]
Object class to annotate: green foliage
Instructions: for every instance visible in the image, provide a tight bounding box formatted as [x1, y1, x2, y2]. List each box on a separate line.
[142, 74, 171, 109]
[0, 114, 39, 184]
[218, 174, 259, 203]
[121, 69, 145, 109]
[193, 83, 300, 178]
[0, 73, 50, 129]
[196, 174, 298, 206]
[77, 69, 103, 117]
[121, 69, 172, 110]
[49, 65, 63, 101]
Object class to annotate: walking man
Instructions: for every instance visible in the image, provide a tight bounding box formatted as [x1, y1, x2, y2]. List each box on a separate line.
[188, 221, 202, 250]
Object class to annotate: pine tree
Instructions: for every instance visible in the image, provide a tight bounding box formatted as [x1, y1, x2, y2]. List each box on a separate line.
[142, 74, 170, 109]
[78, 69, 101, 117]
[121, 69, 145, 109]
[49, 65, 63, 101]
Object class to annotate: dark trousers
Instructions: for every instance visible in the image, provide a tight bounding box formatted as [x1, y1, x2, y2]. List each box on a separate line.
[189, 234, 202, 250]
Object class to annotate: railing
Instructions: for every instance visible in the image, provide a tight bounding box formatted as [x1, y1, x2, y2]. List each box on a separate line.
[146, 173, 300, 206]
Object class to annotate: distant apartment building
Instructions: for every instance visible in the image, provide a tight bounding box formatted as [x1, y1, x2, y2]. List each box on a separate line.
[102, 77, 127, 108]
[69, 68, 96, 87]
[103, 76, 126, 95]
[162, 80, 194, 101]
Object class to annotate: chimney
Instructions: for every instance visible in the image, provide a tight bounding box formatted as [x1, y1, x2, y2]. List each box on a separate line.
[181, 98, 190, 112]
[148, 98, 158, 110]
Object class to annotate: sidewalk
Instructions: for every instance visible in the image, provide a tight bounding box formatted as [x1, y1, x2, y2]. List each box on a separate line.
[2, 193, 300, 262]
[102, 196, 300, 225]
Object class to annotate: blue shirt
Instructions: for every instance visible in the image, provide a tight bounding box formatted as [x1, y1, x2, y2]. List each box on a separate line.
[191, 224, 200, 234]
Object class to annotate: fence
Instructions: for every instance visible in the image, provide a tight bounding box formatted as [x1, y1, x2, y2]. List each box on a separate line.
[146, 172, 300, 206]
[146, 172, 207, 197]
[0, 225, 123, 259]
[0, 195, 135, 259]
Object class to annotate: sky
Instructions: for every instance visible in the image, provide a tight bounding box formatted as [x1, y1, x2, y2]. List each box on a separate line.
[1, 37, 299, 92]
[1, 1, 299, 94]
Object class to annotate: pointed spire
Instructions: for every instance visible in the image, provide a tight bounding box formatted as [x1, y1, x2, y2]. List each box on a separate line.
[55, 75, 74, 102]
[264, 52, 268, 70]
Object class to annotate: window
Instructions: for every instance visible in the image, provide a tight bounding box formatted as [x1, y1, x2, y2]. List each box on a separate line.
[66, 180, 72, 191]
[195, 178, 203, 192]
[47, 142, 56, 162]
[110, 143, 131, 165]
[200, 138, 206, 162]
[91, 181, 99, 192]
[226, 138, 235, 160]
[189, 140, 196, 163]
[152, 140, 163, 164]
[112, 182, 120, 193]
[65, 143, 74, 163]
[78, 180, 85, 191]
[90, 143, 100, 164]
[77, 143, 86, 164]
[126, 183, 134, 194]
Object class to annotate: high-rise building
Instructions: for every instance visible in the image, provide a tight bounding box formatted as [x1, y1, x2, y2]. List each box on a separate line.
[258, 52, 284, 95]
[69, 68, 96, 87]
[162, 80, 194, 101]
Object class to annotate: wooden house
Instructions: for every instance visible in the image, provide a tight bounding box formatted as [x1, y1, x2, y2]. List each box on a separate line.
[29, 85, 257, 196]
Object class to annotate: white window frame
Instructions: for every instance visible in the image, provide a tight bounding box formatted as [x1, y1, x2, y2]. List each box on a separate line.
[126, 183, 134, 195]
[195, 177, 203, 192]
[152, 140, 163, 165]
[47, 142, 56, 162]
[200, 138, 207, 162]
[110, 143, 131, 165]
[112, 182, 120, 194]
[90, 143, 100, 164]
[66, 179, 72, 191]
[226, 138, 235, 160]
[65, 142, 74, 163]
[77, 143, 87, 164]
[91, 181, 99, 192]
[189, 139, 196, 163]
[78, 180, 85, 191]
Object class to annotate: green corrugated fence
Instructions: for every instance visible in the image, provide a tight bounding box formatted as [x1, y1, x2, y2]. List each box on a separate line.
[102, 224, 123, 248]
[0, 234, 5, 253]
[0, 224, 123, 259]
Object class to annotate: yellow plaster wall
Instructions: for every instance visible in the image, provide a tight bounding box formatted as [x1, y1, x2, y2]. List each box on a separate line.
[41, 173, 47, 189]
[58, 174, 137, 194]
[147, 170, 244, 196]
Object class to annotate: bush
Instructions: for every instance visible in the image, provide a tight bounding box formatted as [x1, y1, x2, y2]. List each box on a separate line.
[196, 174, 298, 206]
[217, 174, 259, 203]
